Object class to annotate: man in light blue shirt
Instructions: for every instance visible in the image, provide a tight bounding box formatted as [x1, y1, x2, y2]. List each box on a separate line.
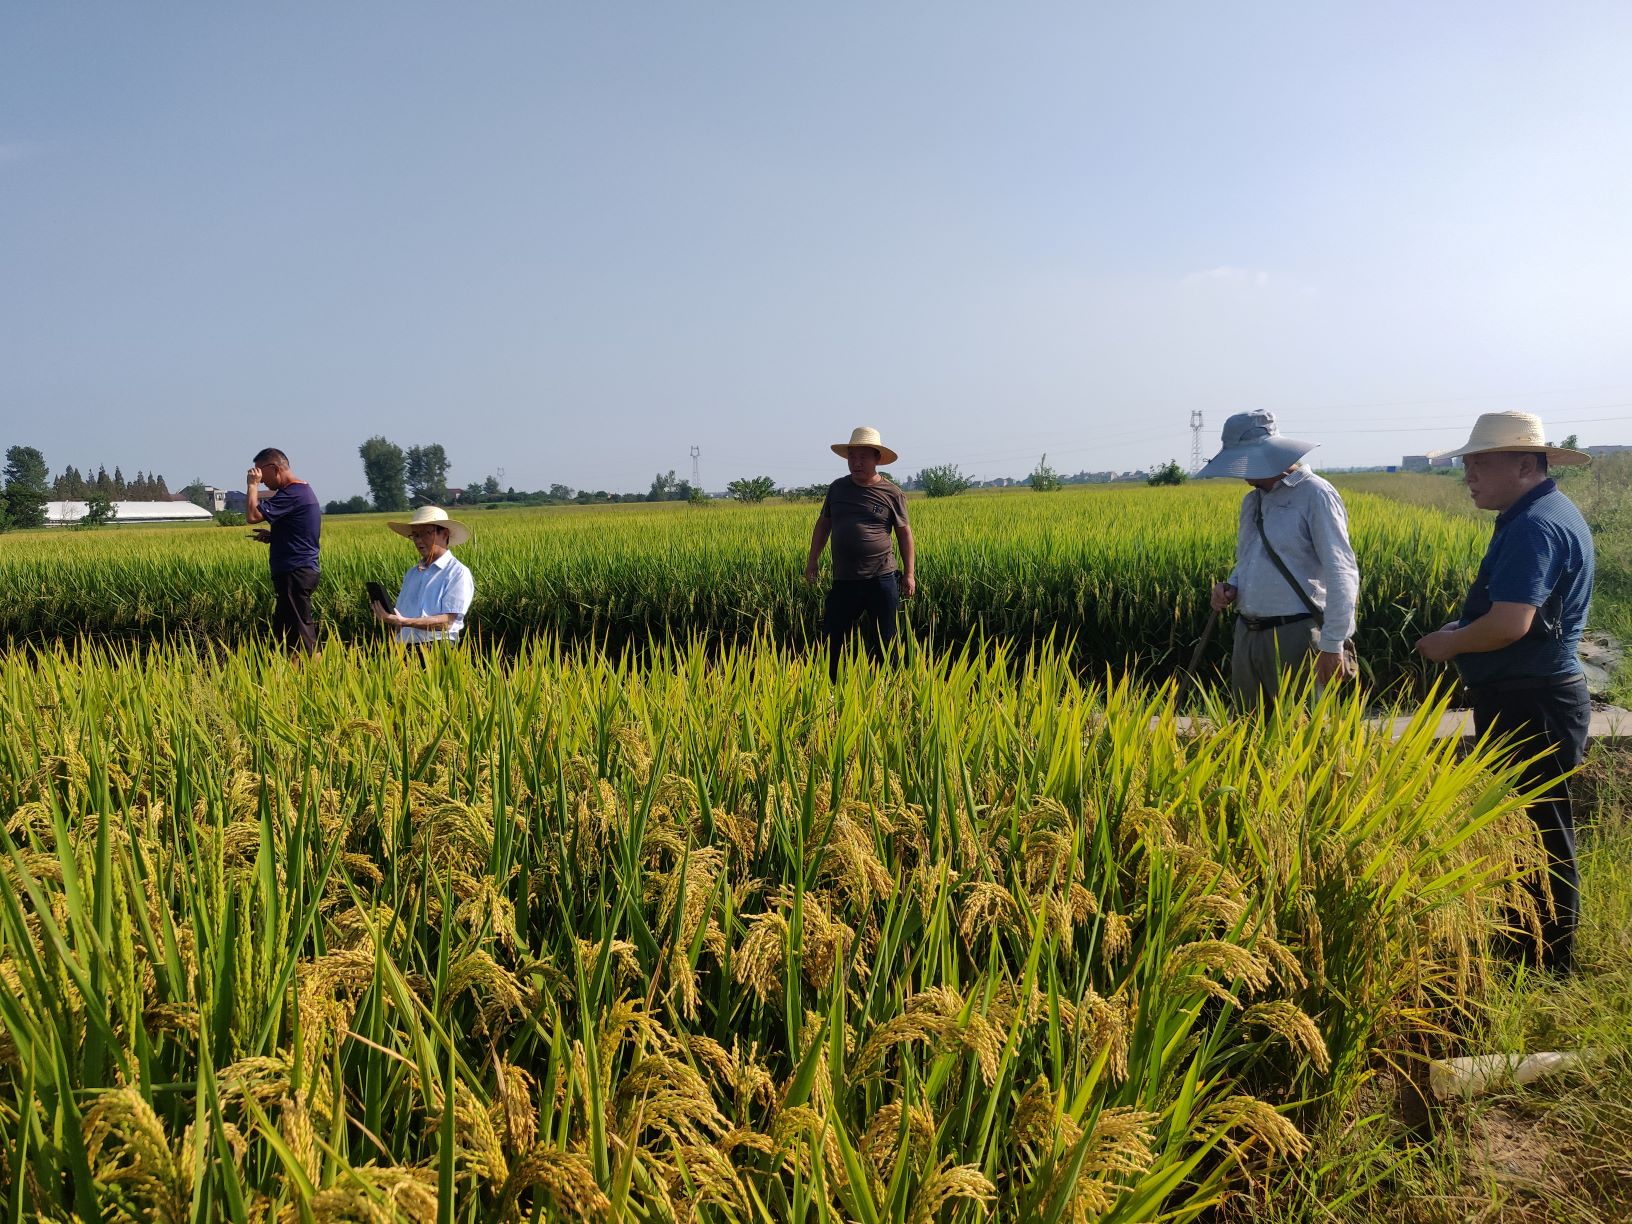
[374, 506, 475, 644]
[1198, 411, 1360, 709]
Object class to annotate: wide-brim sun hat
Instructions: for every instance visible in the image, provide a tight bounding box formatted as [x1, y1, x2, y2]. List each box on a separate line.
[1429, 411, 1591, 466]
[832, 426, 899, 466]
[1195, 410, 1318, 480]
[387, 505, 471, 548]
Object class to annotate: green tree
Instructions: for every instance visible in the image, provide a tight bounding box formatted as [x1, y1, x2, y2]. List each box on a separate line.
[916, 464, 974, 498]
[405, 443, 451, 505]
[725, 476, 778, 503]
[649, 470, 681, 500]
[94, 465, 113, 497]
[78, 490, 117, 529]
[323, 495, 373, 515]
[3, 446, 49, 529]
[1146, 459, 1188, 487]
[1029, 453, 1063, 493]
[781, 482, 830, 502]
[53, 466, 80, 498]
[182, 478, 213, 511]
[359, 437, 408, 511]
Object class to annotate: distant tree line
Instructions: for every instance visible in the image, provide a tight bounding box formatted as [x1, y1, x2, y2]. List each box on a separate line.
[52, 464, 173, 500]
[333, 442, 743, 513]
[337, 437, 1172, 513]
[1, 446, 192, 532]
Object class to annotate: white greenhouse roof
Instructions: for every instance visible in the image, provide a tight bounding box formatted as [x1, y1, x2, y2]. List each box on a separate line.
[45, 500, 215, 524]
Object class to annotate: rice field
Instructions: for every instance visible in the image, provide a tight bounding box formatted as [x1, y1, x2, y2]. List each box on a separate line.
[0, 483, 1556, 1220]
[0, 638, 1546, 1221]
[0, 483, 1487, 693]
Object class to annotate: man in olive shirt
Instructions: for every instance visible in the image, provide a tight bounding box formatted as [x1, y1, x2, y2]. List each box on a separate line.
[804, 427, 916, 680]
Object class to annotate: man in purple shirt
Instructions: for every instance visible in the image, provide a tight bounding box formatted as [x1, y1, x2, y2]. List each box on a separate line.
[804, 427, 916, 681]
[246, 447, 322, 654]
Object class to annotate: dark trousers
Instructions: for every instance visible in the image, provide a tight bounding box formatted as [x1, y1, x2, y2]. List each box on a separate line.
[271, 568, 320, 654]
[825, 574, 900, 681]
[1469, 675, 1591, 974]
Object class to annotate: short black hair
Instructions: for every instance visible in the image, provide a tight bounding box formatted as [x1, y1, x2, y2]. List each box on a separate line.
[253, 448, 289, 469]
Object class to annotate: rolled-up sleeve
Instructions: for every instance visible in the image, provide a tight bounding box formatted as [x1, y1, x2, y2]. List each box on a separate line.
[441, 563, 475, 616]
[1309, 486, 1360, 650]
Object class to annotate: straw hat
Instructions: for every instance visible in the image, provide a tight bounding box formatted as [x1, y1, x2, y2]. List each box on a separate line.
[387, 505, 471, 547]
[832, 426, 898, 466]
[1195, 410, 1318, 480]
[1431, 411, 1591, 466]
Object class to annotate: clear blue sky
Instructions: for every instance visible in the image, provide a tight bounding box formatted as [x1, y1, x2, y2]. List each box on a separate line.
[5, 4, 1632, 498]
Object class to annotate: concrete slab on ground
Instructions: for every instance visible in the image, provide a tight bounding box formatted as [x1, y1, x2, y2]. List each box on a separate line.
[1167, 704, 1632, 745]
[1380, 704, 1632, 745]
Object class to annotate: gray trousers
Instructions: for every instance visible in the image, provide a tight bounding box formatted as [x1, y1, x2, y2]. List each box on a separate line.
[1231, 616, 1320, 710]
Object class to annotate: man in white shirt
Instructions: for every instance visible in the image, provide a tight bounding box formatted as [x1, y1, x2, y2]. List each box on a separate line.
[1198, 411, 1360, 709]
[374, 506, 475, 645]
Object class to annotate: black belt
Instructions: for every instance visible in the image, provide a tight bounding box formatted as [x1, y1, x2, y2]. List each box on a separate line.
[1240, 612, 1314, 632]
[1464, 672, 1586, 697]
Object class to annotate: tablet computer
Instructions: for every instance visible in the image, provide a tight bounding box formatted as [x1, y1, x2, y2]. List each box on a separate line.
[365, 581, 394, 617]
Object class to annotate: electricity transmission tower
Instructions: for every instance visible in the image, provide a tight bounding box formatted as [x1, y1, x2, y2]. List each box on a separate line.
[690, 446, 701, 489]
[1189, 412, 1205, 472]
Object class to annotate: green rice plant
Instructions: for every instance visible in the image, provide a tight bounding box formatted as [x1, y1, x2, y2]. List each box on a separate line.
[0, 635, 1547, 1220]
[0, 483, 1486, 693]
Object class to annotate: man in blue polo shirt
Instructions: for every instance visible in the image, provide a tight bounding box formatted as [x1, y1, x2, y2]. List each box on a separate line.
[246, 447, 322, 654]
[1415, 411, 1594, 974]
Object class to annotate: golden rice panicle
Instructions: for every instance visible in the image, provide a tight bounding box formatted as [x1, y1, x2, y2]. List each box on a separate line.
[492, 1058, 538, 1154]
[861, 1100, 939, 1180]
[83, 1088, 190, 1223]
[733, 908, 789, 1005]
[957, 878, 1022, 946]
[494, 1148, 611, 1222]
[1161, 938, 1272, 1003]
[1193, 1094, 1312, 1163]
[1243, 1000, 1331, 1073]
[308, 1164, 440, 1224]
[1009, 1075, 1083, 1153]
[908, 1158, 996, 1224]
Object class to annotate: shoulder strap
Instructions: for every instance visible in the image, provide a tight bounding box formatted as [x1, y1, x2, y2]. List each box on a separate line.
[1253, 491, 1324, 627]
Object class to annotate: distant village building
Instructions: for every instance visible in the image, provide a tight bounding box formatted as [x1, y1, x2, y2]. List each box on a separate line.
[1401, 455, 1432, 472]
[166, 487, 228, 511]
[46, 500, 215, 527]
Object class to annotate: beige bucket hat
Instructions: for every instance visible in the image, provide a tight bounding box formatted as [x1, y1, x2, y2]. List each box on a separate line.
[388, 505, 471, 547]
[832, 426, 898, 466]
[1432, 411, 1591, 466]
